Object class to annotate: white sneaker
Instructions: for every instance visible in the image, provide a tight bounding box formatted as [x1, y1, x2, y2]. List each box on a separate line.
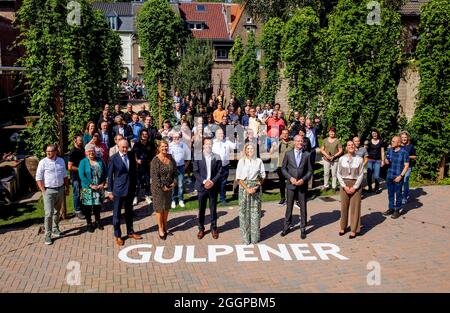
[133, 197, 138, 206]
[145, 196, 152, 204]
[171, 201, 176, 209]
[179, 200, 185, 208]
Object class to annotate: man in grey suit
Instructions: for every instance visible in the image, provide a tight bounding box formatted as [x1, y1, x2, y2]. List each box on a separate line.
[281, 135, 313, 239]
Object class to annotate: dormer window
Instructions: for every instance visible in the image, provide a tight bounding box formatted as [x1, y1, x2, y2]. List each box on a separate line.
[196, 5, 206, 12]
[246, 17, 253, 24]
[188, 22, 204, 30]
[108, 16, 118, 30]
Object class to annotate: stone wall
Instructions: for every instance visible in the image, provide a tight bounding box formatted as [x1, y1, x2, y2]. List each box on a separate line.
[397, 63, 420, 121]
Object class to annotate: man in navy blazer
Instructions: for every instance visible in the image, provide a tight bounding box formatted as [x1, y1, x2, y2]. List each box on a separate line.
[281, 135, 313, 239]
[193, 137, 223, 240]
[108, 139, 142, 246]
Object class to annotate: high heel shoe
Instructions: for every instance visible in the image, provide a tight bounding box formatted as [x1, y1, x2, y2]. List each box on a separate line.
[339, 230, 346, 236]
[349, 233, 357, 239]
[159, 232, 167, 240]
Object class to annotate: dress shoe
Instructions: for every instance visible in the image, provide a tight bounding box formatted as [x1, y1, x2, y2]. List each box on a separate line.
[87, 224, 95, 233]
[391, 210, 401, 219]
[278, 199, 286, 205]
[300, 230, 307, 240]
[212, 229, 219, 239]
[128, 233, 143, 240]
[115, 237, 124, 246]
[95, 221, 104, 231]
[383, 208, 394, 216]
[197, 230, 205, 239]
[280, 228, 290, 237]
[166, 231, 174, 236]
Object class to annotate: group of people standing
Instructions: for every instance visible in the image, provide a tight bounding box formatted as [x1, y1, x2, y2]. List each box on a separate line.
[34, 91, 416, 246]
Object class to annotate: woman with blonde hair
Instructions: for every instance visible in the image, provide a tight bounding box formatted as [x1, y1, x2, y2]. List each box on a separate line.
[337, 141, 364, 239]
[150, 139, 177, 240]
[399, 131, 416, 204]
[236, 143, 266, 244]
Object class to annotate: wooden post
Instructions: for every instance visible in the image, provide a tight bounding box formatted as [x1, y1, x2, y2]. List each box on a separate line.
[157, 78, 162, 128]
[437, 155, 446, 181]
[54, 88, 67, 219]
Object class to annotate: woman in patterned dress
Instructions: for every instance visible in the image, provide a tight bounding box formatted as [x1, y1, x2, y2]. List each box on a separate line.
[150, 140, 178, 240]
[78, 147, 107, 233]
[236, 143, 266, 244]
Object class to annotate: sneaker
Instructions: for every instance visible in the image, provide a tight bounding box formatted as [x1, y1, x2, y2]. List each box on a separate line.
[44, 234, 52, 245]
[220, 200, 227, 206]
[179, 200, 185, 208]
[391, 210, 401, 219]
[145, 196, 152, 204]
[375, 188, 382, 194]
[52, 228, 63, 238]
[171, 201, 176, 209]
[401, 198, 407, 205]
[133, 197, 138, 206]
[383, 209, 394, 216]
[278, 199, 286, 205]
[294, 201, 300, 209]
[75, 212, 86, 220]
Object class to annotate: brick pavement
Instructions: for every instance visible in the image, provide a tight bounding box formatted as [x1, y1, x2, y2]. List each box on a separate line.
[0, 185, 449, 293]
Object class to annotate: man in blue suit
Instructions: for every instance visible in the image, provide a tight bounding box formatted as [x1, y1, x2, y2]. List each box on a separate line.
[193, 137, 223, 240]
[108, 139, 143, 246]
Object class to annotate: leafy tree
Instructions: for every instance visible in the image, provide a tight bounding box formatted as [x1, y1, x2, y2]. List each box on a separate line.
[137, 0, 186, 127]
[174, 38, 213, 101]
[258, 17, 284, 105]
[409, 0, 449, 180]
[324, 0, 402, 141]
[229, 35, 244, 97]
[230, 31, 260, 102]
[16, 0, 122, 157]
[281, 7, 321, 114]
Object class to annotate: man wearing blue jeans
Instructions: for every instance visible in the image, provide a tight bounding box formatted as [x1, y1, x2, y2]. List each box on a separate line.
[169, 132, 190, 208]
[383, 136, 409, 219]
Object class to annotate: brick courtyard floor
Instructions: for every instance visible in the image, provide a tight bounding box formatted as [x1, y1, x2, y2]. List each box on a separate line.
[0, 185, 449, 293]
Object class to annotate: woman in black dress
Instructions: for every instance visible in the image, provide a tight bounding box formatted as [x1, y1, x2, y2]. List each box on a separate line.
[151, 140, 177, 240]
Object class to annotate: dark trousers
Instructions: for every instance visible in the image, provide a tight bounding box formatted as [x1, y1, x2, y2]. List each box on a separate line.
[309, 149, 316, 188]
[82, 204, 101, 225]
[219, 164, 230, 202]
[112, 195, 134, 238]
[285, 187, 307, 231]
[136, 166, 150, 197]
[277, 167, 286, 200]
[198, 189, 218, 231]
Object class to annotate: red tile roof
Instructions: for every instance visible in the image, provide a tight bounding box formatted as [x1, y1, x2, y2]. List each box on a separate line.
[179, 2, 230, 40]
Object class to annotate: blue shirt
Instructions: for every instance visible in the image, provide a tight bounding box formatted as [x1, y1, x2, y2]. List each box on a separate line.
[401, 144, 416, 167]
[241, 114, 250, 127]
[128, 121, 143, 142]
[387, 148, 409, 178]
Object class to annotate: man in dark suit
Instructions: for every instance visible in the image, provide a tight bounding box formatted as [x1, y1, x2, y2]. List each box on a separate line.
[112, 116, 134, 144]
[193, 137, 223, 240]
[281, 135, 313, 239]
[108, 139, 143, 246]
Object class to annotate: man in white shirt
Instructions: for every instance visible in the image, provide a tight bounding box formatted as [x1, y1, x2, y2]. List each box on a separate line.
[36, 144, 70, 245]
[169, 132, 191, 208]
[212, 128, 236, 205]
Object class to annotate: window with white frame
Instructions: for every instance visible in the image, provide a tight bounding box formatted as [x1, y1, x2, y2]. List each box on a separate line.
[216, 48, 228, 60]
[108, 16, 118, 30]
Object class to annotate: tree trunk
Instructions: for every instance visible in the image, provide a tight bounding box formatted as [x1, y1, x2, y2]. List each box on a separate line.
[437, 155, 446, 181]
[55, 88, 67, 220]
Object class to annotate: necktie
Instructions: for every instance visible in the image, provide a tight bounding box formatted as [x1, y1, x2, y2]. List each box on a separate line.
[296, 150, 301, 167]
[122, 154, 129, 170]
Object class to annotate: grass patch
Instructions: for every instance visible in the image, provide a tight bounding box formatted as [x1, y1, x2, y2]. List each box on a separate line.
[0, 191, 74, 229]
